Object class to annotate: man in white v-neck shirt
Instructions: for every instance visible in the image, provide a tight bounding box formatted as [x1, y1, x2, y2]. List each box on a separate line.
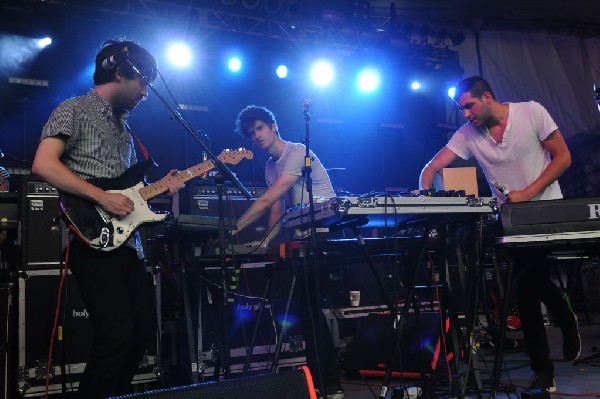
[419, 76, 578, 393]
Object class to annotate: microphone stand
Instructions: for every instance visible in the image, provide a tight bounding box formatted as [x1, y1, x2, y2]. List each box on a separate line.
[301, 101, 326, 397]
[127, 60, 251, 379]
[272, 102, 325, 394]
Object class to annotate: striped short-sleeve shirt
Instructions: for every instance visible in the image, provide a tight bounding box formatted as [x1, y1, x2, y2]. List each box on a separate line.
[42, 89, 137, 179]
[41, 89, 144, 257]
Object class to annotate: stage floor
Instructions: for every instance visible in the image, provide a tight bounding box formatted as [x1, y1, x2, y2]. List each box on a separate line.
[340, 317, 600, 398]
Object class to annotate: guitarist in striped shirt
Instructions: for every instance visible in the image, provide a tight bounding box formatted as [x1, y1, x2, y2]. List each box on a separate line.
[32, 38, 183, 399]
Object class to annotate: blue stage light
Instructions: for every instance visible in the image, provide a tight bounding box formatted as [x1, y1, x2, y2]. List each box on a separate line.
[228, 57, 242, 72]
[310, 60, 334, 87]
[276, 64, 288, 78]
[36, 37, 52, 48]
[166, 42, 192, 68]
[357, 68, 381, 93]
[447, 86, 456, 99]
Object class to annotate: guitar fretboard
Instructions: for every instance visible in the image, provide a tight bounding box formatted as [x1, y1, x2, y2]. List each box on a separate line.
[138, 150, 252, 201]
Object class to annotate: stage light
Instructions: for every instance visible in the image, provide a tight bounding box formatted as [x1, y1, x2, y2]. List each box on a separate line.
[36, 37, 52, 48]
[410, 80, 421, 91]
[310, 60, 334, 87]
[242, 0, 260, 9]
[287, 1, 302, 18]
[166, 42, 192, 68]
[276, 64, 288, 78]
[357, 68, 380, 93]
[451, 31, 466, 46]
[228, 57, 242, 72]
[0, 34, 49, 75]
[265, 0, 282, 14]
[418, 24, 431, 38]
[447, 86, 456, 99]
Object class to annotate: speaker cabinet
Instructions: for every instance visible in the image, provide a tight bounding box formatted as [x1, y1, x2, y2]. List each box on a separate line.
[21, 180, 62, 269]
[110, 366, 316, 399]
[341, 312, 442, 378]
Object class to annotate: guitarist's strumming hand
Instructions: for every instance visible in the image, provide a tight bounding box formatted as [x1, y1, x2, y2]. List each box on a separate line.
[99, 191, 135, 217]
[97, 169, 183, 217]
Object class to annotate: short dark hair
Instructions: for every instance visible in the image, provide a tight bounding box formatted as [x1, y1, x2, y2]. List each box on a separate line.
[93, 38, 158, 85]
[235, 105, 278, 138]
[455, 76, 496, 101]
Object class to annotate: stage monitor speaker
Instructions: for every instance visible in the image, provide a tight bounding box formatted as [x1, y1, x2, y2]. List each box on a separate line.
[341, 312, 442, 378]
[21, 179, 62, 269]
[108, 366, 316, 399]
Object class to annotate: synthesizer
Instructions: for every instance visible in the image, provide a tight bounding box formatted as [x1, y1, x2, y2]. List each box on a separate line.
[497, 197, 600, 245]
[283, 195, 498, 229]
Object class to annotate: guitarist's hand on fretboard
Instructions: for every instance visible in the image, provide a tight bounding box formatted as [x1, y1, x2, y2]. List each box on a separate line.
[164, 169, 185, 195]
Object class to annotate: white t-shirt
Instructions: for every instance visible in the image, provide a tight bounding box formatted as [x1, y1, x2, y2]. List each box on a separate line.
[265, 141, 335, 208]
[447, 101, 562, 204]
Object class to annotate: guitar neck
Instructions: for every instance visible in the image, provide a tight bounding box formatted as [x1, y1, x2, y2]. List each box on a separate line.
[139, 159, 216, 201]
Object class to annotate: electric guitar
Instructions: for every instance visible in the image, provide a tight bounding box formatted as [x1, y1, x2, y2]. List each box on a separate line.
[60, 149, 253, 251]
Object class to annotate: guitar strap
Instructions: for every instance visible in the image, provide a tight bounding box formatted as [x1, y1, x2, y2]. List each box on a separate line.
[125, 124, 151, 161]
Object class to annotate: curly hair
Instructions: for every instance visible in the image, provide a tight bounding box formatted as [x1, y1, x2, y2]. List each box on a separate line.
[235, 105, 279, 138]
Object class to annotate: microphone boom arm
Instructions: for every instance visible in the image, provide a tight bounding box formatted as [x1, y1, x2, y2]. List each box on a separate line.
[126, 59, 251, 199]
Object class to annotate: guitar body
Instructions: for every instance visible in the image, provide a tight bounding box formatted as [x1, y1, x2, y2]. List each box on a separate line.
[59, 160, 169, 251]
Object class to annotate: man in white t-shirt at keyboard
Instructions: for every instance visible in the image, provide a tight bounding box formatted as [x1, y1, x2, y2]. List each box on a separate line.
[419, 76, 579, 393]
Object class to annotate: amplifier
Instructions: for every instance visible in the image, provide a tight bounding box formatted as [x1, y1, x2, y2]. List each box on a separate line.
[21, 180, 62, 269]
[189, 183, 269, 244]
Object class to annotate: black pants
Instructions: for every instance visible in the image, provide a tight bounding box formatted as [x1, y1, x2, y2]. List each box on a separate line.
[68, 238, 155, 399]
[513, 248, 575, 374]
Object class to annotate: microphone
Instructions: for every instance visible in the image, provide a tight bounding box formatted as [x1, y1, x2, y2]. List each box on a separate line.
[303, 100, 311, 121]
[494, 181, 510, 196]
[101, 47, 129, 70]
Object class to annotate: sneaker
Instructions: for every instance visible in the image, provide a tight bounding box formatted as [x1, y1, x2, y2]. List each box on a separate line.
[506, 314, 522, 330]
[316, 386, 345, 399]
[562, 313, 581, 361]
[528, 371, 557, 393]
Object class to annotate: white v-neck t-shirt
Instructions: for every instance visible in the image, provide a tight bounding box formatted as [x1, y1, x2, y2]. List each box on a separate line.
[447, 101, 562, 204]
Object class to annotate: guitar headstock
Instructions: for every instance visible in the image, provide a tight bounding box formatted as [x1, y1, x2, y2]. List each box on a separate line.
[218, 148, 254, 165]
